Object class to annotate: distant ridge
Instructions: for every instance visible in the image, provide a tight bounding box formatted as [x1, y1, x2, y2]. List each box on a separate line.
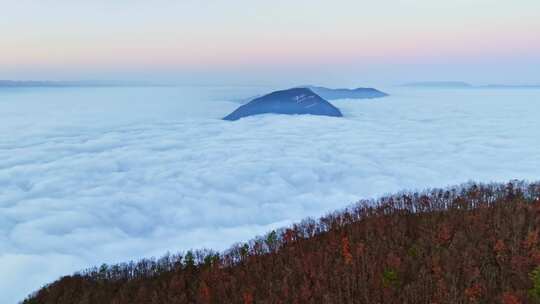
[483, 84, 540, 89]
[402, 81, 540, 89]
[0, 80, 168, 88]
[223, 88, 343, 121]
[299, 85, 388, 100]
[402, 81, 473, 88]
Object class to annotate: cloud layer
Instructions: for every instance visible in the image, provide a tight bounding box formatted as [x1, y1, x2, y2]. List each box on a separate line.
[1, 87, 539, 303]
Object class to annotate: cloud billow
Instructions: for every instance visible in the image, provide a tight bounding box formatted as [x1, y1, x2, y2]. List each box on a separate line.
[1, 88, 540, 303]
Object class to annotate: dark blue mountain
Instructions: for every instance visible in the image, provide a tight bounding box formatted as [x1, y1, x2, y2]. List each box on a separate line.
[300, 85, 388, 100]
[223, 88, 343, 121]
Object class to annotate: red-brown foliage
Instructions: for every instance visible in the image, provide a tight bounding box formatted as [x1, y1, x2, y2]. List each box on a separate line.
[23, 181, 540, 303]
[502, 292, 522, 304]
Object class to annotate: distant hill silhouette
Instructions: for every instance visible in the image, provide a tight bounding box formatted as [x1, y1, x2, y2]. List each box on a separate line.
[402, 81, 540, 89]
[402, 81, 473, 88]
[0, 80, 165, 88]
[223, 88, 343, 121]
[483, 84, 540, 89]
[300, 85, 388, 100]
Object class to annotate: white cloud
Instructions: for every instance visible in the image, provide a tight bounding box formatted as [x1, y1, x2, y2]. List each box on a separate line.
[1, 87, 539, 303]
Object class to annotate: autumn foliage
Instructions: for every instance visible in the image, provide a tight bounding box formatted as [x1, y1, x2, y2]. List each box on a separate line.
[23, 181, 540, 303]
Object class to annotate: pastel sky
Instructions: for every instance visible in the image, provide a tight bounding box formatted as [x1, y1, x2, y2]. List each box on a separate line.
[1, 0, 539, 85]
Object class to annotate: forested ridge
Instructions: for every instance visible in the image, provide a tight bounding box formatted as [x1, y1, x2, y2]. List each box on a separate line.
[24, 181, 540, 304]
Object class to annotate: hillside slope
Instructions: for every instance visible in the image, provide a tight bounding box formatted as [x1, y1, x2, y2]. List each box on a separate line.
[24, 181, 540, 304]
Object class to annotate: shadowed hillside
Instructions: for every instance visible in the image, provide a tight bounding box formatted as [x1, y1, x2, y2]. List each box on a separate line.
[23, 181, 540, 304]
[223, 88, 343, 120]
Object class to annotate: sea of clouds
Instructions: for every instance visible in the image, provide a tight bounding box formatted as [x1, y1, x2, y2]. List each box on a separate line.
[1, 86, 539, 303]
